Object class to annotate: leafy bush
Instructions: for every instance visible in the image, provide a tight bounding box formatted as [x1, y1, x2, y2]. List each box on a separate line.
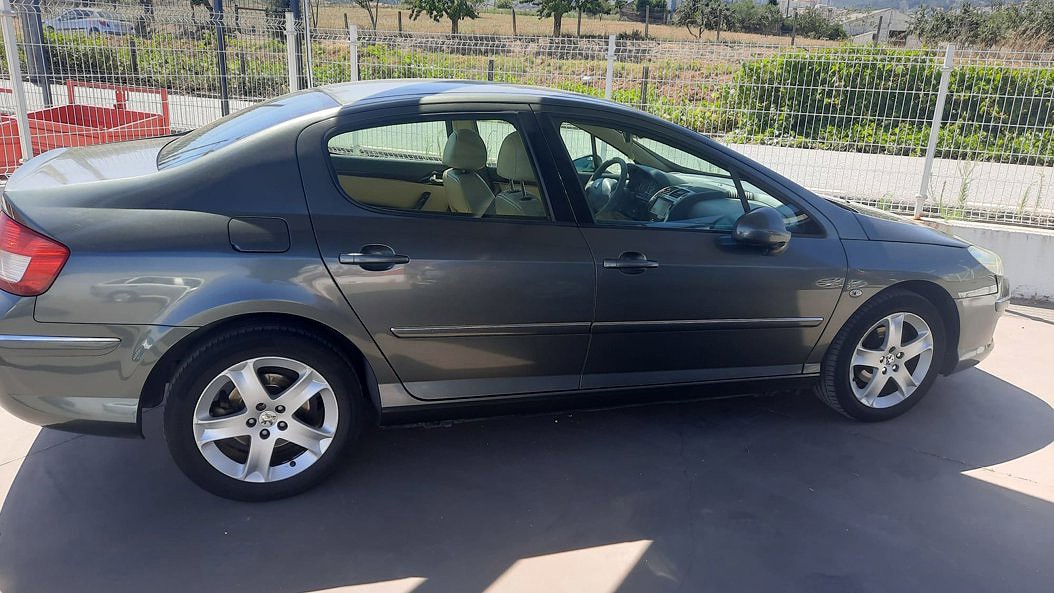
[729, 47, 1054, 164]
[792, 8, 847, 41]
[911, 0, 1054, 49]
[674, 0, 844, 40]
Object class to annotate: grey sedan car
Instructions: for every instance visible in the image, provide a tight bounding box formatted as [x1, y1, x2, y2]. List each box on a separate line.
[0, 81, 1008, 500]
[44, 9, 134, 36]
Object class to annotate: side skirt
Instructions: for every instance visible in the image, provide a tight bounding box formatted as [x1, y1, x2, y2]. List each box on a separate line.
[377, 374, 819, 426]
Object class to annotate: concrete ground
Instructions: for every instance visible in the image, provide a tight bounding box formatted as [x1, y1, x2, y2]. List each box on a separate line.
[0, 306, 1052, 593]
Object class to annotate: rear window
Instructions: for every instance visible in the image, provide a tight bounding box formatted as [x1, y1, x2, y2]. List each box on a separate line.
[158, 92, 336, 169]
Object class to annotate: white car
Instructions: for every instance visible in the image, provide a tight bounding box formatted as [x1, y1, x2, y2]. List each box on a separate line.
[44, 9, 134, 36]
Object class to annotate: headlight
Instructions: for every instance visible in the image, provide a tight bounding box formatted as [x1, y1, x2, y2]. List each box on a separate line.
[968, 245, 1004, 277]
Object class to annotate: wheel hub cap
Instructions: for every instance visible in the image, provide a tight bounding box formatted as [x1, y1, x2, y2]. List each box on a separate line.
[191, 356, 339, 483]
[849, 312, 935, 409]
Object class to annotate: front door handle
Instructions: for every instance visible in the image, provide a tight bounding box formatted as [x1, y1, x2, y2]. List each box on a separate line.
[602, 251, 659, 275]
[339, 244, 410, 271]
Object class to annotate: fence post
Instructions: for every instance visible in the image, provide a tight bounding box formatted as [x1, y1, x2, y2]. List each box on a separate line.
[21, 0, 51, 107]
[285, 11, 300, 92]
[348, 24, 359, 82]
[511, 7, 517, 36]
[640, 65, 649, 110]
[604, 34, 615, 100]
[303, 0, 314, 88]
[487, 58, 495, 82]
[0, 0, 32, 161]
[129, 38, 139, 77]
[238, 50, 247, 95]
[214, 0, 230, 116]
[915, 44, 955, 220]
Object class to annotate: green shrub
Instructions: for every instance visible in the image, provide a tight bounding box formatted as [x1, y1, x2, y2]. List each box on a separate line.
[728, 46, 1054, 164]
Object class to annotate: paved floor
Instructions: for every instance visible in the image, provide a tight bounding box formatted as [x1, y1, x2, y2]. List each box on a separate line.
[0, 306, 1052, 593]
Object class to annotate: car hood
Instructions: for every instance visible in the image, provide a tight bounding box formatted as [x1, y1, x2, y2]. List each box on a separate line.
[825, 198, 968, 248]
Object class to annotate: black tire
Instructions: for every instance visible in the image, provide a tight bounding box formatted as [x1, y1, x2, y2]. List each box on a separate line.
[163, 326, 364, 501]
[815, 289, 947, 421]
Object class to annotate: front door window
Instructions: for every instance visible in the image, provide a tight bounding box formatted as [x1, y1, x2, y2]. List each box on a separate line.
[552, 120, 819, 235]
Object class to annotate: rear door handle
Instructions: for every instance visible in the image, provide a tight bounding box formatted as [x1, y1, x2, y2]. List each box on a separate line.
[339, 244, 410, 271]
[602, 251, 659, 275]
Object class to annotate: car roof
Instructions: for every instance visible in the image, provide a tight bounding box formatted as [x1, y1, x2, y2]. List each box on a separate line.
[317, 79, 631, 112]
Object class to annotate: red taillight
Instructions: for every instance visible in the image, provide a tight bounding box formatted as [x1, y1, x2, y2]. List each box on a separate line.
[0, 212, 69, 296]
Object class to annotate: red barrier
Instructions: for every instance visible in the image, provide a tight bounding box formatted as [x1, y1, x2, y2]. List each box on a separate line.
[0, 81, 171, 175]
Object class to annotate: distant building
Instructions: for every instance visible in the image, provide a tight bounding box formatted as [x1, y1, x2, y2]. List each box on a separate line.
[842, 8, 911, 44]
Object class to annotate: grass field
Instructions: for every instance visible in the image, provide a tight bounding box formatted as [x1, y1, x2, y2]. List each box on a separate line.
[311, 4, 834, 45]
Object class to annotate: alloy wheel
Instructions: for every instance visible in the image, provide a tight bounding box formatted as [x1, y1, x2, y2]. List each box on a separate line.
[849, 312, 935, 409]
[192, 356, 339, 483]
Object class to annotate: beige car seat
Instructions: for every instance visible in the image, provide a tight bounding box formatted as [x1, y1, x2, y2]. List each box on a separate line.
[494, 131, 546, 218]
[442, 128, 494, 217]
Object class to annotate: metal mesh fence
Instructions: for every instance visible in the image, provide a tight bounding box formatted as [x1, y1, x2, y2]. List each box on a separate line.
[1, 0, 1053, 229]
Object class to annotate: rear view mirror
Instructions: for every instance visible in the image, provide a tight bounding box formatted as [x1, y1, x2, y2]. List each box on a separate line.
[733, 206, 791, 254]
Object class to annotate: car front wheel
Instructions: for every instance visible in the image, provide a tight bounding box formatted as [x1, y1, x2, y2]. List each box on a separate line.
[163, 327, 364, 501]
[815, 289, 946, 421]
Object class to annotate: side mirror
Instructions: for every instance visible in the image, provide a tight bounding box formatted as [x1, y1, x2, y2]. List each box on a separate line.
[733, 206, 791, 254]
[572, 155, 596, 173]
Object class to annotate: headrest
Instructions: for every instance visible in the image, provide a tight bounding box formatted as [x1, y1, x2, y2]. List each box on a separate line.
[496, 131, 536, 183]
[443, 128, 487, 171]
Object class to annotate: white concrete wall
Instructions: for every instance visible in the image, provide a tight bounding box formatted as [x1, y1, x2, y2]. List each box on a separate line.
[929, 219, 1054, 302]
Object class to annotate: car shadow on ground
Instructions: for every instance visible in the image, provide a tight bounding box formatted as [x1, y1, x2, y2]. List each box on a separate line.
[1, 368, 1053, 593]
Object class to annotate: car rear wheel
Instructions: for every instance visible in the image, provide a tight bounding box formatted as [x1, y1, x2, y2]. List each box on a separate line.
[815, 289, 946, 421]
[163, 327, 364, 501]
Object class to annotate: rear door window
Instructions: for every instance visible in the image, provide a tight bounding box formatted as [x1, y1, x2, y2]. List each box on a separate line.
[326, 116, 550, 220]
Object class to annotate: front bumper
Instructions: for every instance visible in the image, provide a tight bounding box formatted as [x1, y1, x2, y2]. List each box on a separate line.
[0, 294, 192, 436]
[948, 276, 1010, 374]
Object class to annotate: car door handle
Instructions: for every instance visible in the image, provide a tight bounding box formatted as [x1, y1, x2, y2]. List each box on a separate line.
[339, 253, 410, 265]
[603, 252, 659, 274]
[339, 245, 410, 271]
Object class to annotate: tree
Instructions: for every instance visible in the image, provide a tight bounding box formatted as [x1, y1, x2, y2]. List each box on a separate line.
[729, 0, 781, 34]
[534, 0, 606, 36]
[355, 0, 382, 30]
[407, 0, 481, 34]
[793, 7, 846, 40]
[673, 0, 730, 38]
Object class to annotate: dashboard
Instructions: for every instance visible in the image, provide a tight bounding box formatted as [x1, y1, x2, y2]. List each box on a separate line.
[610, 163, 748, 228]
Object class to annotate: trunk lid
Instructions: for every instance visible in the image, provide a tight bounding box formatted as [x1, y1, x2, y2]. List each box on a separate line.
[1, 137, 177, 245]
[5, 136, 170, 193]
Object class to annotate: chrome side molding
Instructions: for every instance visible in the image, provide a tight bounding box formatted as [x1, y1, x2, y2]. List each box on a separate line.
[0, 335, 121, 351]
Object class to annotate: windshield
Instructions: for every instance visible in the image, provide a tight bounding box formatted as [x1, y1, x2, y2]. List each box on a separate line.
[157, 91, 336, 169]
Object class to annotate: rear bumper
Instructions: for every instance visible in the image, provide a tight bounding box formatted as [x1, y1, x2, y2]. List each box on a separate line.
[948, 277, 1010, 374]
[0, 294, 193, 436]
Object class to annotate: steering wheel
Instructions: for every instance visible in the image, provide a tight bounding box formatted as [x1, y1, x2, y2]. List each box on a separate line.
[584, 157, 629, 216]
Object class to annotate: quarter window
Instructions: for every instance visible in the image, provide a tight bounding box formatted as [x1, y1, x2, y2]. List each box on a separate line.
[327, 117, 549, 220]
